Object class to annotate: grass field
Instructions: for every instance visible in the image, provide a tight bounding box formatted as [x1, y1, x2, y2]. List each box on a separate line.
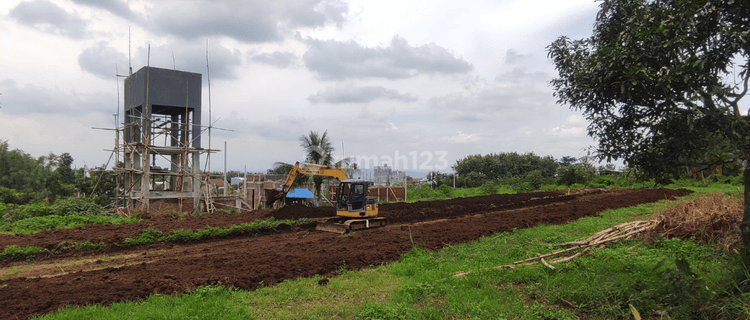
[31, 184, 750, 319]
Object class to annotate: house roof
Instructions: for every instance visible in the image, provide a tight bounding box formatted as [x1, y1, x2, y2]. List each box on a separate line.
[209, 178, 225, 187]
[286, 188, 314, 199]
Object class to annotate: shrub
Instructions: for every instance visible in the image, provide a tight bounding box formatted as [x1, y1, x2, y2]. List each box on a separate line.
[52, 197, 112, 217]
[438, 185, 454, 198]
[557, 165, 595, 186]
[480, 181, 499, 195]
[524, 170, 543, 190]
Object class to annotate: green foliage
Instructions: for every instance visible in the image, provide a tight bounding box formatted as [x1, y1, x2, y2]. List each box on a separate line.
[1, 245, 47, 260]
[437, 185, 454, 198]
[557, 164, 595, 186]
[524, 170, 543, 190]
[1, 197, 111, 225]
[0, 186, 33, 204]
[547, 0, 750, 184]
[51, 197, 111, 217]
[122, 228, 166, 246]
[453, 152, 559, 187]
[0, 141, 116, 207]
[407, 184, 452, 201]
[5, 215, 136, 234]
[215, 207, 240, 214]
[480, 180, 499, 195]
[120, 218, 306, 246]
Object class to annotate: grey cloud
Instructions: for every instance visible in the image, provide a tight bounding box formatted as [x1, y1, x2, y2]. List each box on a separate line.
[70, 0, 134, 19]
[133, 41, 242, 80]
[429, 68, 552, 122]
[284, 0, 348, 28]
[0, 80, 112, 116]
[308, 84, 417, 104]
[303, 36, 473, 80]
[78, 42, 128, 79]
[146, 0, 348, 43]
[250, 52, 297, 68]
[504, 49, 532, 64]
[9, 0, 88, 38]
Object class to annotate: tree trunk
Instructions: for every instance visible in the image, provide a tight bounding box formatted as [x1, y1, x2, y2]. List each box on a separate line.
[741, 168, 750, 262]
[315, 181, 321, 205]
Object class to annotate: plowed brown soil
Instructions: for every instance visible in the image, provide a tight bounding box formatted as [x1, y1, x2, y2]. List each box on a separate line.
[0, 188, 690, 319]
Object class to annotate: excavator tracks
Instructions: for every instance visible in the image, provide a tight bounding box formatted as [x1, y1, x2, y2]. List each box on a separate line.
[316, 217, 388, 234]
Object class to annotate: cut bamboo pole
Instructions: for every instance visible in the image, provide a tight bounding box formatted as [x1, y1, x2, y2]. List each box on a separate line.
[453, 220, 658, 277]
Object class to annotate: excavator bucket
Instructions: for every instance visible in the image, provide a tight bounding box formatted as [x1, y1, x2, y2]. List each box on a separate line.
[315, 219, 349, 234]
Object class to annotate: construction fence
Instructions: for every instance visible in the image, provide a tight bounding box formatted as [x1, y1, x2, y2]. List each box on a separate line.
[328, 185, 406, 202]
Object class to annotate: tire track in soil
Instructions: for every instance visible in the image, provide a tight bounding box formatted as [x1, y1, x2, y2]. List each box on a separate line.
[0, 188, 690, 320]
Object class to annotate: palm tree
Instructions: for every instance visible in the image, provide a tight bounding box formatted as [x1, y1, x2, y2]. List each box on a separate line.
[299, 131, 334, 167]
[299, 130, 353, 202]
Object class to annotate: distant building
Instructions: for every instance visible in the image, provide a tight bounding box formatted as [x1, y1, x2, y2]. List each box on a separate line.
[230, 177, 245, 186]
[373, 164, 406, 186]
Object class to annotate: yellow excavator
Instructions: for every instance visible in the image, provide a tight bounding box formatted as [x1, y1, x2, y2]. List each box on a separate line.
[267, 162, 387, 233]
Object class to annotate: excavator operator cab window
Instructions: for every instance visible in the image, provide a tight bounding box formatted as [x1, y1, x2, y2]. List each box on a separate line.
[337, 181, 368, 211]
[350, 184, 365, 198]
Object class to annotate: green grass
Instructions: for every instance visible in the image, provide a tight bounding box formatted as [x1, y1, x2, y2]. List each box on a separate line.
[121, 217, 310, 246]
[1, 215, 140, 234]
[34, 187, 750, 319]
[0, 244, 48, 260]
[0, 218, 312, 262]
[32, 285, 252, 320]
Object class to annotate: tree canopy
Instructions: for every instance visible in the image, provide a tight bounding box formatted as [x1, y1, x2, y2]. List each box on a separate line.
[547, 0, 749, 181]
[547, 0, 750, 249]
[453, 152, 559, 180]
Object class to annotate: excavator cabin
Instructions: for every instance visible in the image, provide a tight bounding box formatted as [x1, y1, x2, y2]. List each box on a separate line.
[335, 180, 378, 218]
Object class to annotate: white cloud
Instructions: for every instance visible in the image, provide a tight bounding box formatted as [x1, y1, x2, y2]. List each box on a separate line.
[250, 51, 298, 68]
[445, 131, 479, 144]
[548, 126, 584, 137]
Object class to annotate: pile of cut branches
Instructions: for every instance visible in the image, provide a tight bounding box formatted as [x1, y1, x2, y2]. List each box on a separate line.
[454, 220, 656, 277]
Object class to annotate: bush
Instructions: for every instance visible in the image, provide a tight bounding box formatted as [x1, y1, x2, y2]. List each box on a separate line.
[557, 165, 595, 186]
[52, 197, 111, 217]
[480, 181, 499, 195]
[524, 170, 543, 190]
[438, 185, 454, 198]
[0, 187, 34, 205]
[2, 202, 53, 223]
[513, 182, 535, 193]
[1, 197, 112, 225]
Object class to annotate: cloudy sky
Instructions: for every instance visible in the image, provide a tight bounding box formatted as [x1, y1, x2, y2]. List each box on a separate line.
[0, 0, 604, 177]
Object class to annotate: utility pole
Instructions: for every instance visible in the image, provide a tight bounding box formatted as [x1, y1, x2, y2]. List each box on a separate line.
[223, 141, 227, 196]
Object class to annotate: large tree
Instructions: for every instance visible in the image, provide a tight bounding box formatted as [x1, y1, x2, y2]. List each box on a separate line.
[547, 0, 750, 250]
